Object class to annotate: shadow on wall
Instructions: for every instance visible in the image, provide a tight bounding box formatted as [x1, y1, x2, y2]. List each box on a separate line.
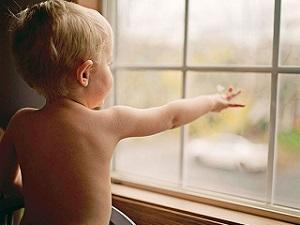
[0, 0, 45, 128]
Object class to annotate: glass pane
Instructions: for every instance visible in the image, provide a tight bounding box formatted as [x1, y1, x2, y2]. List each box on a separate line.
[188, 0, 274, 66]
[274, 74, 300, 209]
[114, 71, 182, 183]
[280, 0, 300, 65]
[116, 0, 184, 66]
[184, 72, 270, 201]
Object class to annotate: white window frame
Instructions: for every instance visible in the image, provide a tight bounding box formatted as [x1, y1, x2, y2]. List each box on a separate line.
[102, 0, 300, 223]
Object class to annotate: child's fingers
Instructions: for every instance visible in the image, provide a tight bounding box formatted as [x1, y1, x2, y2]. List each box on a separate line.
[228, 103, 245, 107]
[226, 89, 241, 100]
[228, 86, 233, 93]
[231, 89, 241, 98]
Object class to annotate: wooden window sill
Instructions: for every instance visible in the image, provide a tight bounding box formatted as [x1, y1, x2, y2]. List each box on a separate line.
[111, 183, 295, 225]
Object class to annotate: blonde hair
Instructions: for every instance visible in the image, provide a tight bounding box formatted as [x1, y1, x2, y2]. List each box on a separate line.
[10, 0, 112, 99]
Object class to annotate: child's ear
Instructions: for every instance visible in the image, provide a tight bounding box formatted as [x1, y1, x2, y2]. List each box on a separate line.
[76, 60, 93, 87]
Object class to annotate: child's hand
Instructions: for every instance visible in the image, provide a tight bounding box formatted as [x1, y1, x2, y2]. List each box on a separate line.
[209, 86, 245, 112]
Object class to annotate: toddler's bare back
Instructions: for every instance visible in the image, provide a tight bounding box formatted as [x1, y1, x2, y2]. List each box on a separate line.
[5, 86, 243, 225]
[13, 100, 118, 225]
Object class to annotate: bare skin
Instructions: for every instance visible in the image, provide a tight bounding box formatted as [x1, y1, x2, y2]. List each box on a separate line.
[0, 86, 243, 225]
[13, 103, 115, 225]
[0, 4, 244, 224]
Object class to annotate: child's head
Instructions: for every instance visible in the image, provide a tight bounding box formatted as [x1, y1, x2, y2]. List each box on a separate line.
[10, 0, 113, 99]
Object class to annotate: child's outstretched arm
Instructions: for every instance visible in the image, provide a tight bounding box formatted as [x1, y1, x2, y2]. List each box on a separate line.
[0, 117, 23, 197]
[111, 87, 244, 140]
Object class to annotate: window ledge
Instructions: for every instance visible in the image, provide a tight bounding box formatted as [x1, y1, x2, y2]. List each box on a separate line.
[111, 183, 295, 225]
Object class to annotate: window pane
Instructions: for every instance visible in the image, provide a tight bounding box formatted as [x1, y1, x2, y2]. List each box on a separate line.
[114, 71, 182, 183]
[184, 72, 270, 201]
[274, 74, 300, 209]
[116, 0, 184, 66]
[188, 0, 273, 66]
[280, 0, 300, 65]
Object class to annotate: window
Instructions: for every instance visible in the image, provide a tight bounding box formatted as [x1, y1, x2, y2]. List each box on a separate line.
[103, 0, 300, 221]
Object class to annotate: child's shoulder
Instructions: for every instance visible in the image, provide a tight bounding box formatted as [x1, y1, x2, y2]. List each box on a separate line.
[9, 107, 38, 127]
[3, 108, 37, 139]
[13, 107, 38, 119]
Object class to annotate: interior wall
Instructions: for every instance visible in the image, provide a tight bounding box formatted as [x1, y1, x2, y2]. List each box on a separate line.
[0, 0, 45, 129]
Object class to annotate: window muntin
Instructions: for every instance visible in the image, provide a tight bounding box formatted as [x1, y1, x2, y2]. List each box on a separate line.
[105, 0, 300, 220]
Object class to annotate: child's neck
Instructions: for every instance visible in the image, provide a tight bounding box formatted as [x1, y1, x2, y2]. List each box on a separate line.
[46, 96, 103, 110]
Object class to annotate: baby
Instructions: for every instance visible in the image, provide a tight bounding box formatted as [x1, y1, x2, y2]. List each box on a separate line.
[0, 1, 244, 225]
